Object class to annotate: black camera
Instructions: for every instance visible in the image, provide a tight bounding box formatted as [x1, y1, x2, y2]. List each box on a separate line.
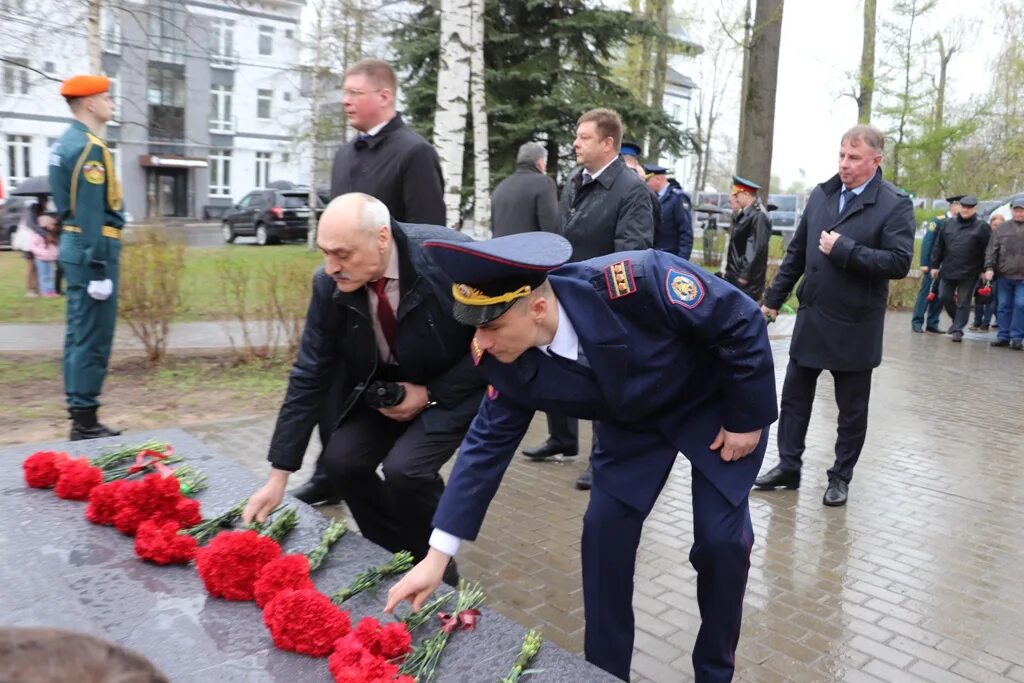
[364, 380, 406, 409]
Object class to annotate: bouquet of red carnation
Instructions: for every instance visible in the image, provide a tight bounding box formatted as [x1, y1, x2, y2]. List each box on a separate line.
[253, 519, 348, 608]
[22, 451, 70, 488]
[263, 588, 352, 657]
[134, 520, 199, 565]
[85, 479, 132, 525]
[113, 470, 205, 535]
[132, 497, 249, 565]
[329, 551, 414, 604]
[328, 633, 415, 683]
[54, 457, 105, 500]
[350, 616, 413, 660]
[195, 507, 298, 600]
[399, 581, 485, 682]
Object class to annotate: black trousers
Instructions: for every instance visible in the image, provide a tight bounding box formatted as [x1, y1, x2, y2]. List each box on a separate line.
[777, 359, 873, 484]
[321, 406, 464, 562]
[546, 412, 579, 449]
[939, 278, 976, 334]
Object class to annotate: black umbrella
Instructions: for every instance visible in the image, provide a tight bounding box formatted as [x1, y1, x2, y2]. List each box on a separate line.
[10, 176, 51, 196]
[694, 203, 730, 214]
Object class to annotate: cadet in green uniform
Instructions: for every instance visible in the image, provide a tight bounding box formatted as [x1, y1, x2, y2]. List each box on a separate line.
[49, 74, 125, 440]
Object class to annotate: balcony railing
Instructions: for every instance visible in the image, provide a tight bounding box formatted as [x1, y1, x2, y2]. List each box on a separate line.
[209, 115, 237, 134]
[211, 51, 239, 70]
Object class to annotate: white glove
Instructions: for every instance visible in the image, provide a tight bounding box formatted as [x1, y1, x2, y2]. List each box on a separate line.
[87, 279, 113, 301]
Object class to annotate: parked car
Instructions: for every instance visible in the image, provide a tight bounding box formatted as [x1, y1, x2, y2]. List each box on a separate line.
[221, 188, 324, 245]
[767, 194, 801, 237]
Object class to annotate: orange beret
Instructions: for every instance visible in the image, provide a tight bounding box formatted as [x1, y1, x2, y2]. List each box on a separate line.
[60, 75, 110, 98]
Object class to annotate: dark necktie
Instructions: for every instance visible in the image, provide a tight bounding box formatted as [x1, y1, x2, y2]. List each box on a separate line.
[370, 278, 397, 356]
[841, 189, 856, 214]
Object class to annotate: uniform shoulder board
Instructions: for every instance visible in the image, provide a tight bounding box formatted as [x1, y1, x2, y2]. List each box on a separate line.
[604, 259, 637, 300]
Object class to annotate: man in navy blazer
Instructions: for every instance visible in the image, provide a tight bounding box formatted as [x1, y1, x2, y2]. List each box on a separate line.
[385, 233, 778, 682]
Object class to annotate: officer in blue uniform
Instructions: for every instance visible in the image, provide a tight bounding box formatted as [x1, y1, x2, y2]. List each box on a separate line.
[911, 196, 959, 333]
[385, 233, 779, 682]
[49, 75, 124, 439]
[644, 163, 694, 259]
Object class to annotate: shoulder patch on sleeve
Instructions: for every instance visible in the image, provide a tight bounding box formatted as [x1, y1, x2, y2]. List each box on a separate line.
[470, 333, 484, 366]
[604, 259, 637, 299]
[665, 269, 705, 309]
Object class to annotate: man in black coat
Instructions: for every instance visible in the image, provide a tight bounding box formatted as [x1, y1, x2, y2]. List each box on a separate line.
[755, 124, 915, 507]
[243, 193, 485, 572]
[724, 175, 772, 301]
[521, 108, 655, 491]
[645, 164, 694, 259]
[329, 59, 445, 225]
[929, 195, 991, 342]
[490, 141, 559, 237]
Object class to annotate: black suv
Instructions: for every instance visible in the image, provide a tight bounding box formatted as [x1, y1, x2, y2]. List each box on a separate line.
[222, 189, 324, 245]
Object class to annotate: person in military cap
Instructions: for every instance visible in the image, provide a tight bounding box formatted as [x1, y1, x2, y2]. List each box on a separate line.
[49, 75, 124, 440]
[723, 175, 771, 301]
[645, 164, 694, 259]
[384, 232, 779, 682]
[929, 194, 991, 342]
[911, 196, 960, 333]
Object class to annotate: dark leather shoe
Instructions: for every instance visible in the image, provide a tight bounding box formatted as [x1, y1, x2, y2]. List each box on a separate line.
[991, 339, 1010, 348]
[575, 464, 592, 490]
[925, 326, 943, 334]
[442, 559, 460, 588]
[289, 481, 342, 506]
[823, 479, 849, 507]
[911, 325, 924, 333]
[951, 332, 963, 342]
[69, 408, 122, 441]
[753, 465, 800, 490]
[1012, 340, 1023, 350]
[522, 440, 578, 460]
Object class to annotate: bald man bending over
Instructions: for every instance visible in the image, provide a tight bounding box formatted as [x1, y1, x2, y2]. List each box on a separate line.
[243, 194, 484, 582]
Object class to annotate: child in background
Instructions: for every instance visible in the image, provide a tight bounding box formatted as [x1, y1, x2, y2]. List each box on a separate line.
[29, 215, 60, 297]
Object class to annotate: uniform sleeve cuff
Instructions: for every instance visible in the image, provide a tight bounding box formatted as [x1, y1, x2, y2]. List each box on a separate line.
[429, 529, 462, 557]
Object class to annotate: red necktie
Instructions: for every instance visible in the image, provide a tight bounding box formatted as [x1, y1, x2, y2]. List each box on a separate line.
[370, 278, 397, 356]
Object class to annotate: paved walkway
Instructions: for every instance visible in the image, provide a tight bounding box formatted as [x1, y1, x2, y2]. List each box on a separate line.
[171, 312, 1024, 682]
[0, 320, 291, 353]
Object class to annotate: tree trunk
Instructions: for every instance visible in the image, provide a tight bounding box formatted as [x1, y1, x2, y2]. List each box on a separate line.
[433, 0, 473, 228]
[736, 0, 753, 164]
[87, 0, 102, 73]
[736, 0, 784, 199]
[932, 34, 957, 179]
[857, 0, 876, 123]
[647, 0, 670, 159]
[892, 2, 920, 188]
[469, 0, 490, 238]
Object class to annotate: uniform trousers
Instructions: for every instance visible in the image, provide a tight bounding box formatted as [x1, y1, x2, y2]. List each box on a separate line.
[322, 406, 463, 561]
[582, 425, 753, 682]
[777, 359, 873, 483]
[61, 244, 119, 410]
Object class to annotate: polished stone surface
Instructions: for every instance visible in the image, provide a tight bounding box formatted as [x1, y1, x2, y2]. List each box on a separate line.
[0, 429, 615, 682]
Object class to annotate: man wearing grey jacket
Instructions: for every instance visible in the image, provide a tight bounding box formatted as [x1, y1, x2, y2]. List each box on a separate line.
[490, 142, 559, 237]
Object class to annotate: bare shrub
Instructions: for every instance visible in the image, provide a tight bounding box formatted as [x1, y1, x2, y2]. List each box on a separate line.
[118, 228, 185, 364]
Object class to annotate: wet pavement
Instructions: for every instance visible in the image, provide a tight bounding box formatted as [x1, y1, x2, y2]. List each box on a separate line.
[174, 312, 1024, 681]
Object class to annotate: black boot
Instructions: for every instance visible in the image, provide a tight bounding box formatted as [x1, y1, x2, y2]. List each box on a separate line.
[289, 480, 343, 506]
[69, 408, 122, 441]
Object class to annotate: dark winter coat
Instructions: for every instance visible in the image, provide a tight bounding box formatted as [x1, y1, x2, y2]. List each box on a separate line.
[930, 214, 991, 280]
[725, 202, 772, 301]
[763, 169, 915, 371]
[329, 114, 446, 225]
[985, 218, 1024, 279]
[655, 187, 694, 259]
[490, 163, 560, 236]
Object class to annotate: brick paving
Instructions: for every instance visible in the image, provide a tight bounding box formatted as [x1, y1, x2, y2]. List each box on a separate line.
[186, 312, 1024, 682]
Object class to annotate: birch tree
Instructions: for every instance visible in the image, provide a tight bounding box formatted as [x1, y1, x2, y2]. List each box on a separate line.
[433, 0, 473, 228]
[468, 0, 490, 237]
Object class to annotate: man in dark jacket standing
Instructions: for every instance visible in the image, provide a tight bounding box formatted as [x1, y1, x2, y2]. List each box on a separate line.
[489, 142, 559, 237]
[985, 198, 1024, 349]
[911, 197, 960, 333]
[243, 193, 484, 574]
[723, 175, 772, 301]
[929, 195, 991, 342]
[329, 59, 445, 225]
[521, 108, 655, 491]
[755, 124, 915, 507]
[645, 164, 694, 259]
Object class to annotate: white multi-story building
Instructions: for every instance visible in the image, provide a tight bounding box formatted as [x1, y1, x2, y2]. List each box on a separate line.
[0, 0, 312, 219]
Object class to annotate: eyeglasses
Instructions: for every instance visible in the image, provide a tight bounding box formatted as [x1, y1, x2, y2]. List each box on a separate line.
[342, 88, 383, 98]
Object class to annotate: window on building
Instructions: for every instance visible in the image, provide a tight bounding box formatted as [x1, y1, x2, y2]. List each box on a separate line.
[5, 135, 32, 188]
[256, 89, 272, 120]
[147, 64, 184, 106]
[258, 25, 273, 56]
[209, 149, 232, 197]
[281, 153, 290, 164]
[105, 72, 120, 126]
[210, 18, 235, 66]
[210, 85, 233, 132]
[43, 61, 56, 75]
[101, 5, 122, 54]
[149, 0, 186, 63]
[255, 151, 271, 187]
[285, 29, 293, 39]
[2, 58, 30, 95]
[283, 91, 291, 102]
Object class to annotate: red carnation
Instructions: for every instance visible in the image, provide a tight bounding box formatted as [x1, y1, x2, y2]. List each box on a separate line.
[264, 589, 351, 657]
[174, 497, 202, 528]
[85, 480, 131, 525]
[329, 633, 401, 682]
[134, 520, 197, 565]
[351, 617, 412, 661]
[54, 457, 104, 500]
[195, 530, 282, 600]
[113, 474, 191, 535]
[22, 450, 70, 488]
[253, 554, 315, 608]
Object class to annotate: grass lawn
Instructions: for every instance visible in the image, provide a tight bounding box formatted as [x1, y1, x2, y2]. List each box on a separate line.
[0, 245, 322, 324]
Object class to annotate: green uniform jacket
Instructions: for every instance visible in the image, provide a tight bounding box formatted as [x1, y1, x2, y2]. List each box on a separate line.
[49, 120, 125, 278]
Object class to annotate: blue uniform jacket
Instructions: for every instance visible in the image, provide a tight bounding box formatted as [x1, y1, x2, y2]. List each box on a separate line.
[433, 250, 778, 541]
[655, 188, 694, 259]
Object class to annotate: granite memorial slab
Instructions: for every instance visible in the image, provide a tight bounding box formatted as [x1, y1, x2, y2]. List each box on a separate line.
[0, 428, 618, 682]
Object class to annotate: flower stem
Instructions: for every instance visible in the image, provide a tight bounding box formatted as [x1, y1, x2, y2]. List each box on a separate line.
[499, 629, 543, 683]
[306, 519, 347, 571]
[331, 550, 414, 604]
[183, 498, 247, 544]
[261, 506, 298, 543]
